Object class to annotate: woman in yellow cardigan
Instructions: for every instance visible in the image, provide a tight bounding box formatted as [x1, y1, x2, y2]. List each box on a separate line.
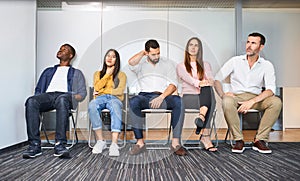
[88, 49, 127, 157]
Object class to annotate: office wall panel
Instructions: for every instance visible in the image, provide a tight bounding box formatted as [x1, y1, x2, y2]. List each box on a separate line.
[36, 5, 300, 130]
[243, 9, 300, 87]
[0, 1, 36, 149]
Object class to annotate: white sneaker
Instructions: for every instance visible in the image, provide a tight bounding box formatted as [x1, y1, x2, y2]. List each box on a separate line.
[92, 140, 107, 154]
[109, 143, 120, 157]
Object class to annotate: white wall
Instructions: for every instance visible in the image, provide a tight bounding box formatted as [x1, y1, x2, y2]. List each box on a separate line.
[36, 5, 300, 132]
[37, 7, 235, 129]
[243, 9, 300, 87]
[37, 7, 300, 88]
[0, 1, 36, 149]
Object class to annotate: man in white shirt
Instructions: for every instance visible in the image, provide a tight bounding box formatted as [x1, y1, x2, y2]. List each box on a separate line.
[128, 39, 186, 156]
[215, 32, 282, 154]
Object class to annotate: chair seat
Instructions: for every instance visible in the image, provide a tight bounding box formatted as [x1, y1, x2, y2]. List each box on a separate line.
[141, 109, 172, 113]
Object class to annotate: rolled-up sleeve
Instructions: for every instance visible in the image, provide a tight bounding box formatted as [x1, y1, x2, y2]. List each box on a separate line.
[215, 58, 234, 82]
[264, 61, 277, 94]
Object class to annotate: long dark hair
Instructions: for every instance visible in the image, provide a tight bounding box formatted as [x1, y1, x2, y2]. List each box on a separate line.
[184, 37, 204, 80]
[99, 49, 121, 87]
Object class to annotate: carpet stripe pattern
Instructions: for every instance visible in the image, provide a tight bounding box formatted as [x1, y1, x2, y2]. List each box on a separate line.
[1, 142, 300, 180]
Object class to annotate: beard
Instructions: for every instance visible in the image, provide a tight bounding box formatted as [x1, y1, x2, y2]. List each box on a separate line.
[148, 57, 160, 64]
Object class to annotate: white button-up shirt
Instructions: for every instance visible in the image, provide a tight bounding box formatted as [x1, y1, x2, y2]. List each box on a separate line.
[215, 55, 276, 95]
[129, 57, 177, 93]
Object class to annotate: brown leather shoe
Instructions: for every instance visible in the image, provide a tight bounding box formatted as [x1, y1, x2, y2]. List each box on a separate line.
[252, 140, 272, 154]
[129, 144, 146, 155]
[170, 145, 187, 156]
[232, 140, 245, 153]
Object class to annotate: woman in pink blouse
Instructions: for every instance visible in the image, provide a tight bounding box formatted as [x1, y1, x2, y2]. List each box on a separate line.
[176, 37, 217, 152]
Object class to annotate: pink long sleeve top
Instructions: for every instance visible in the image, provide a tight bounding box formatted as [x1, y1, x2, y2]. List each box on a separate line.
[176, 61, 214, 95]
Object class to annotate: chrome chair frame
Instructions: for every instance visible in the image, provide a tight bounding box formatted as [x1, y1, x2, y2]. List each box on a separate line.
[225, 109, 262, 146]
[40, 108, 79, 149]
[182, 109, 218, 150]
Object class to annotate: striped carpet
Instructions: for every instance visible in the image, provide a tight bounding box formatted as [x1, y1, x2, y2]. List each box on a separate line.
[1, 142, 300, 180]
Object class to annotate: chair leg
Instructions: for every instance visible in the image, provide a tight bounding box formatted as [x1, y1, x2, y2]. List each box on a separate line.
[40, 113, 56, 149]
[88, 122, 96, 149]
[145, 112, 172, 150]
[40, 109, 79, 150]
[40, 113, 51, 144]
[118, 111, 127, 149]
[210, 110, 218, 147]
[88, 111, 127, 150]
[66, 113, 78, 149]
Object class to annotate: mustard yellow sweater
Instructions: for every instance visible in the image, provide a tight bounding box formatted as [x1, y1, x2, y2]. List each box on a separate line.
[93, 71, 127, 101]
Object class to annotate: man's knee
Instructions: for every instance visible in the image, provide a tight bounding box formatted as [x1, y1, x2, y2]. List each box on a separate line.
[170, 95, 182, 107]
[222, 96, 235, 109]
[268, 96, 282, 111]
[55, 95, 70, 108]
[25, 96, 38, 107]
[129, 95, 142, 108]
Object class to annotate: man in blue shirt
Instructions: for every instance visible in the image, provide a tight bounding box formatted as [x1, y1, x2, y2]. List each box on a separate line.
[23, 44, 87, 158]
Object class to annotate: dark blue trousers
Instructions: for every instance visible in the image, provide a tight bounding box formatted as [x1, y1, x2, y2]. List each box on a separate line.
[25, 92, 76, 144]
[129, 92, 185, 139]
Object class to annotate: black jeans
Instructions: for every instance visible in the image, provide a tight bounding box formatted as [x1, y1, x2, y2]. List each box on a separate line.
[25, 92, 76, 144]
[182, 86, 216, 128]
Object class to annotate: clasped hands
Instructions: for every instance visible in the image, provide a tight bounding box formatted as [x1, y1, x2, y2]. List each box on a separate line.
[199, 79, 214, 87]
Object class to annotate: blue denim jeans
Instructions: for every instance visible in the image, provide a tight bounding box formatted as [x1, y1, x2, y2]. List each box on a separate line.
[25, 92, 75, 144]
[129, 92, 185, 139]
[88, 94, 123, 132]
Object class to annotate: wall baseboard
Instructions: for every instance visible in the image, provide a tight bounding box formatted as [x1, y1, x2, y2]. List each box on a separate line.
[0, 141, 28, 154]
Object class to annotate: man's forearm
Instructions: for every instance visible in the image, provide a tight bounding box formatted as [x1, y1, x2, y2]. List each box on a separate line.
[160, 84, 177, 99]
[128, 50, 145, 66]
[250, 89, 274, 103]
[214, 80, 225, 98]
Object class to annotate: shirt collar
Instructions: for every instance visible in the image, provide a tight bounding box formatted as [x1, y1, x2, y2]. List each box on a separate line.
[242, 54, 263, 64]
